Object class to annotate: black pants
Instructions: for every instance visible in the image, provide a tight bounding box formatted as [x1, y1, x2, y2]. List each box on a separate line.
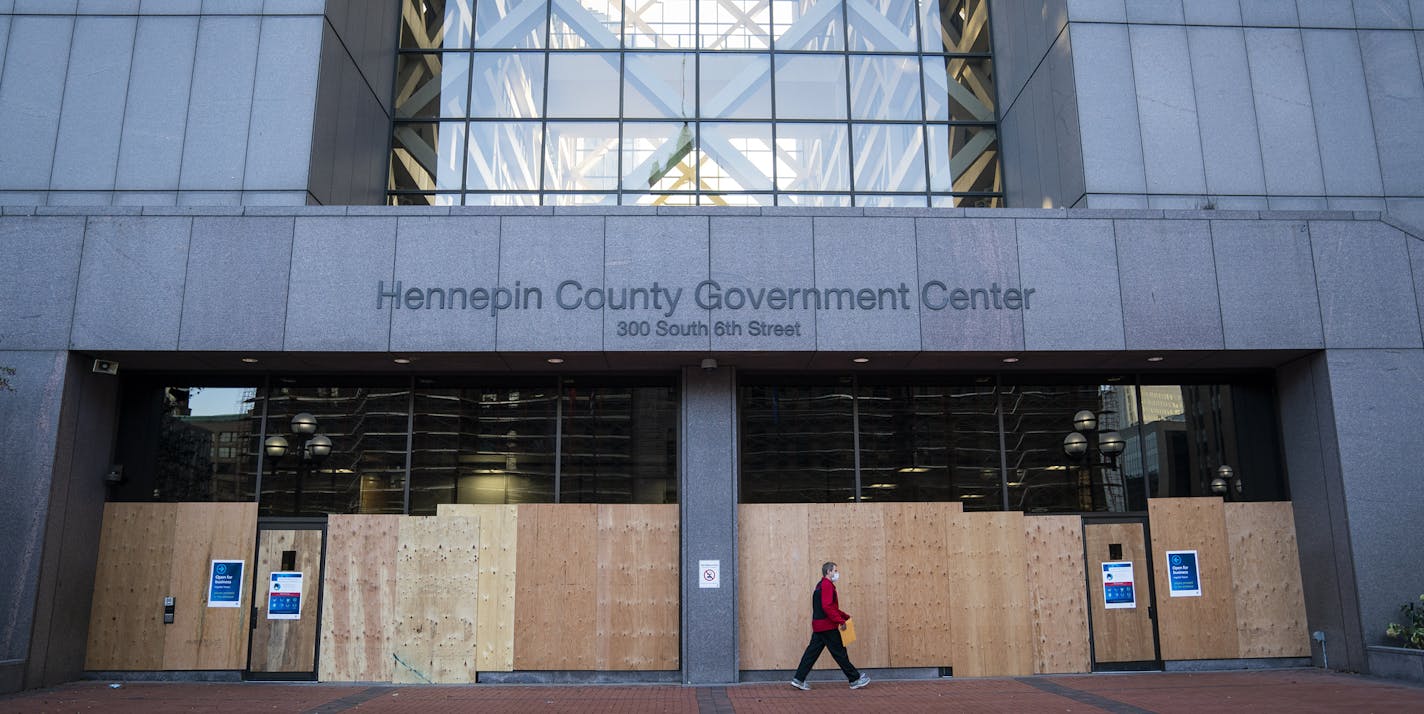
[793, 628, 861, 681]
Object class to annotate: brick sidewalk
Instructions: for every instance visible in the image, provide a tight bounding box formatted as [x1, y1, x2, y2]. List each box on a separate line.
[2, 668, 1420, 713]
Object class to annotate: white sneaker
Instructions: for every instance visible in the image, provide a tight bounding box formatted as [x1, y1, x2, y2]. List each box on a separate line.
[790, 678, 810, 691]
[849, 674, 870, 689]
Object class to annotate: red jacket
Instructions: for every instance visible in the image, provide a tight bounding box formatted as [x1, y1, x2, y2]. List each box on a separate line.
[811, 577, 850, 632]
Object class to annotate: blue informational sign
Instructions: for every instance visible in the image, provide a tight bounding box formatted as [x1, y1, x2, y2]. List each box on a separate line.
[268, 571, 303, 619]
[207, 560, 244, 608]
[1102, 561, 1136, 609]
[1167, 550, 1202, 597]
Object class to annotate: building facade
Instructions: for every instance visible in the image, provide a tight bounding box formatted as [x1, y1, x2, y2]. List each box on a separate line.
[2, 0, 1424, 692]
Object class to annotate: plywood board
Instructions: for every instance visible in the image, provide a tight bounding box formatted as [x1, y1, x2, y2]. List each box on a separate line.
[1084, 522, 1156, 664]
[393, 515, 480, 683]
[85, 503, 177, 670]
[249, 529, 324, 673]
[1024, 515, 1090, 673]
[809, 503, 888, 670]
[948, 511, 1033, 677]
[1149, 498, 1238, 660]
[738, 503, 810, 670]
[319, 514, 400, 682]
[455, 505, 519, 673]
[1225, 502, 1311, 657]
[885, 502, 958, 667]
[596, 504, 679, 670]
[514, 504, 598, 669]
[162, 503, 257, 670]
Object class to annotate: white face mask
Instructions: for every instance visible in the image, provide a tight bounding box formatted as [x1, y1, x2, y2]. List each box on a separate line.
[830, 572, 840, 582]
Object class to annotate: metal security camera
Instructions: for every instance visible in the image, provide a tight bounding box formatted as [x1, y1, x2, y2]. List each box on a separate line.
[700, 357, 718, 371]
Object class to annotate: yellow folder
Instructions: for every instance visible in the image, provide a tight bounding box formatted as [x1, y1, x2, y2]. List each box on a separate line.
[842, 618, 857, 646]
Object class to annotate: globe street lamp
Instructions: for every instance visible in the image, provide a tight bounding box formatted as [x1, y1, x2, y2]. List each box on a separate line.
[263, 412, 332, 514]
[1062, 409, 1127, 510]
[1209, 464, 1241, 500]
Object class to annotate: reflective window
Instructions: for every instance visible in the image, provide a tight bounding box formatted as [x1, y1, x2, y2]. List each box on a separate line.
[259, 385, 411, 517]
[741, 381, 856, 503]
[560, 381, 679, 503]
[410, 384, 557, 513]
[392, 0, 1002, 205]
[471, 53, 545, 118]
[112, 384, 261, 503]
[856, 380, 1001, 508]
[740, 374, 1287, 509]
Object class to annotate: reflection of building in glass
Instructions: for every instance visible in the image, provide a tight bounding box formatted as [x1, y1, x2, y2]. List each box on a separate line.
[157, 388, 259, 502]
[391, 0, 1002, 207]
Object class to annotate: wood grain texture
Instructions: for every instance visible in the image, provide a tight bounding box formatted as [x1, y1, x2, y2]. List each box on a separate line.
[738, 503, 810, 670]
[1024, 515, 1090, 673]
[162, 503, 257, 670]
[393, 515, 480, 683]
[948, 511, 1033, 677]
[1084, 522, 1155, 663]
[513, 504, 598, 669]
[1150, 498, 1238, 660]
[250, 529, 324, 673]
[809, 503, 889, 669]
[84, 503, 177, 670]
[597, 504, 679, 670]
[319, 514, 400, 682]
[885, 502, 958, 667]
[1225, 502, 1311, 658]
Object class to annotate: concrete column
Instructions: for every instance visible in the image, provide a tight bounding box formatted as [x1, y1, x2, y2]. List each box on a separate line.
[679, 365, 738, 684]
[0, 351, 70, 694]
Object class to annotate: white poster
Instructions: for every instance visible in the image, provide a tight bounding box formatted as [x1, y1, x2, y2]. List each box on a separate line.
[698, 559, 721, 589]
[267, 571, 303, 620]
[1101, 561, 1137, 609]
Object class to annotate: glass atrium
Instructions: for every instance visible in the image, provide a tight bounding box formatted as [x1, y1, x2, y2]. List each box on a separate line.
[389, 0, 1001, 206]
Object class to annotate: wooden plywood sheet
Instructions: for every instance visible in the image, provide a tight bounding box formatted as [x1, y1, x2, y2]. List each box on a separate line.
[477, 505, 518, 672]
[596, 504, 679, 670]
[738, 503, 810, 670]
[1149, 498, 1238, 660]
[393, 515, 480, 683]
[885, 502, 958, 667]
[319, 514, 400, 682]
[1084, 522, 1156, 664]
[1226, 502, 1311, 658]
[250, 529, 324, 673]
[85, 503, 177, 670]
[514, 504, 598, 670]
[162, 503, 257, 670]
[948, 511, 1033, 677]
[1024, 515, 1090, 674]
[809, 503, 888, 669]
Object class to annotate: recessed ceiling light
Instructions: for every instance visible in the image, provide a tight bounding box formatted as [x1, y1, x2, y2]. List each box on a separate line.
[1002, 357, 1020, 364]
[852, 357, 870, 364]
[240, 357, 259, 364]
[1147, 356, 1165, 362]
[547, 357, 565, 364]
[393, 357, 412, 365]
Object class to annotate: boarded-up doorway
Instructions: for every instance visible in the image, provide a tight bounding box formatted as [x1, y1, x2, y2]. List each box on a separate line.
[1083, 518, 1160, 670]
[248, 523, 325, 678]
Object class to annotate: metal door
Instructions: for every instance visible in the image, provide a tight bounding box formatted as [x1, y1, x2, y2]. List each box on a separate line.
[247, 522, 325, 678]
[1083, 518, 1161, 670]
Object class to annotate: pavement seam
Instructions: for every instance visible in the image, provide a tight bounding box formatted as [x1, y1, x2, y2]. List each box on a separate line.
[301, 685, 398, 714]
[695, 685, 735, 714]
[1016, 678, 1158, 714]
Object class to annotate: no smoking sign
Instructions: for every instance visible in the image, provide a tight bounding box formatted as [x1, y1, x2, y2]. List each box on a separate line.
[698, 559, 721, 589]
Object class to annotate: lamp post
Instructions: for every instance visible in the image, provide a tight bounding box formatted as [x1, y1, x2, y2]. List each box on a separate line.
[263, 412, 332, 515]
[1062, 409, 1127, 511]
[1209, 464, 1241, 500]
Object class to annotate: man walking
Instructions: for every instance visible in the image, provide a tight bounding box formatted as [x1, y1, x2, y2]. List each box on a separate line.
[791, 561, 870, 690]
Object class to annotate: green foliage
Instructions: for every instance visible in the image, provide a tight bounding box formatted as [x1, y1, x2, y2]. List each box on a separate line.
[1385, 594, 1424, 650]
